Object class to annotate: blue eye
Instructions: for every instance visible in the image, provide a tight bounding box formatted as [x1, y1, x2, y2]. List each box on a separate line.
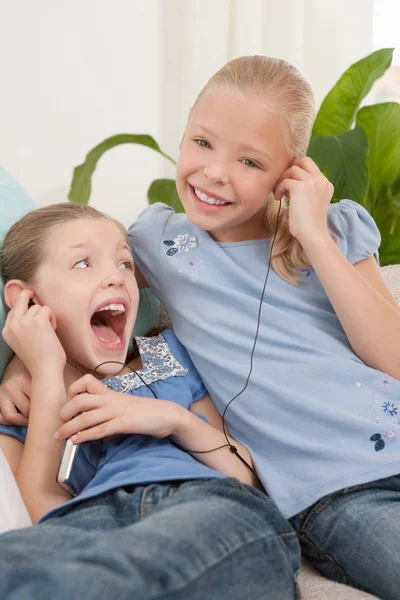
[195, 139, 211, 149]
[73, 259, 90, 269]
[119, 261, 134, 270]
[242, 158, 259, 169]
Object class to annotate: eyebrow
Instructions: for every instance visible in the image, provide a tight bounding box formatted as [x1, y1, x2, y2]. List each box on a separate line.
[191, 123, 274, 164]
[66, 241, 131, 252]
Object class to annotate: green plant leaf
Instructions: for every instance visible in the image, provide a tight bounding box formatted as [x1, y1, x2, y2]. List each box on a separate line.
[373, 194, 400, 241]
[379, 233, 400, 266]
[356, 103, 400, 212]
[307, 127, 369, 206]
[313, 48, 393, 136]
[148, 179, 184, 213]
[389, 172, 400, 199]
[68, 134, 176, 204]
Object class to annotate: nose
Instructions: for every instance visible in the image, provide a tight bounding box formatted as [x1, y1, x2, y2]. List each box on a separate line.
[101, 266, 125, 289]
[203, 161, 230, 186]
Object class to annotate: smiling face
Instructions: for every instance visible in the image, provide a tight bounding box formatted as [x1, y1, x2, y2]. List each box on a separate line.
[176, 87, 292, 242]
[31, 218, 139, 375]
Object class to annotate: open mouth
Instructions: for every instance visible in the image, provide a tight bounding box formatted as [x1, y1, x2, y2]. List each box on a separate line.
[90, 301, 128, 349]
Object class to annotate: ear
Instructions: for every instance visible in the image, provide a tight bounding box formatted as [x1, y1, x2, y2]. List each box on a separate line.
[4, 280, 31, 310]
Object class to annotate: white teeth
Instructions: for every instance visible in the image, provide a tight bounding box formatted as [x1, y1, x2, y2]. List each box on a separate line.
[194, 188, 229, 206]
[98, 336, 121, 344]
[98, 303, 125, 314]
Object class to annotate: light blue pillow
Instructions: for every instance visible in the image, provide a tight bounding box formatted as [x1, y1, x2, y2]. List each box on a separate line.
[0, 166, 160, 380]
[0, 166, 35, 379]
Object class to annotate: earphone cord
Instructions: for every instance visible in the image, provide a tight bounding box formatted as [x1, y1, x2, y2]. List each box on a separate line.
[218, 198, 282, 478]
[66, 199, 282, 482]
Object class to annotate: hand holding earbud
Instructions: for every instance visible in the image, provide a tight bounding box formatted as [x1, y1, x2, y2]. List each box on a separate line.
[273, 157, 334, 248]
[2, 290, 66, 377]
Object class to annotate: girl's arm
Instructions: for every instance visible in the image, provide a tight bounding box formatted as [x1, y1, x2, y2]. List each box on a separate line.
[184, 394, 261, 488]
[274, 157, 400, 380]
[299, 235, 400, 379]
[55, 377, 261, 489]
[2, 290, 71, 522]
[16, 370, 70, 523]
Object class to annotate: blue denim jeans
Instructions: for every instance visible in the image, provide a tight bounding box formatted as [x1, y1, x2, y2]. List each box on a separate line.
[0, 478, 300, 600]
[290, 473, 400, 600]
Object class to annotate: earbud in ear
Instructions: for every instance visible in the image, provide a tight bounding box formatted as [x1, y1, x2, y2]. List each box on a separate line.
[281, 195, 290, 209]
[28, 299, 35, 308]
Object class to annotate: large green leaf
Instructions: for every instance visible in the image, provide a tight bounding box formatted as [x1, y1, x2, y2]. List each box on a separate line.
[379, 233, 400, 266]
[356, 103, 400, 212]
[374, 197, 399, 241]
[313, 48, 393, 136]
[68, 134, 176, 204]
[307, 127, 369, 206]
[148, 179, 184, 213]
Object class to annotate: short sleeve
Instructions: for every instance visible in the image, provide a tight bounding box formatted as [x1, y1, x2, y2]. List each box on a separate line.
[128, 203, 174, 299]
[327, 199, 381, 265]
[161, 329, 207, 402]
[0, 424, 26, 444]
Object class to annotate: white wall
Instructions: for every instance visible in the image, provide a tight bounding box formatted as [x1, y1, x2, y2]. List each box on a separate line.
[0, 0, 375, 226]
[1, 0, 165, 225]
[373, 0, 400, 64]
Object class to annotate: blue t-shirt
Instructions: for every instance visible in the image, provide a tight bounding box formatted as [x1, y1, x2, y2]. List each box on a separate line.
[128, 200, 400, 519]
[0, 329, 225, 522]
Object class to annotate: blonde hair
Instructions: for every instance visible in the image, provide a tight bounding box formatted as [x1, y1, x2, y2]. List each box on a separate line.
[196, 55, 316, 283]
[0, 202, 126, 284]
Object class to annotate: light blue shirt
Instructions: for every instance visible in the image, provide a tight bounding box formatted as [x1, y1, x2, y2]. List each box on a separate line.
[129, 200, 400, 518]
[0, 330, 225, 522]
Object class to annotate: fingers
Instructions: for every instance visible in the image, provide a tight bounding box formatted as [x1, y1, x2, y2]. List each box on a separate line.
[273, 168, 306, 200]
[0, 410, 9, 426]
[60, 393, 105, 423]
[4, 292, 54, 338]
[292, 156, 321, 174]
[68, 422, 114, 444]
[35, 306, 57, 330]
[11, 290, 34, 318]
[0, 398, 28, 426]
[12, 392, 31, 418]
[68, 374, 108, 401]
[56, 408, 110, 442]
[273, 158, 322, 199]
[273, 178, 297, 202]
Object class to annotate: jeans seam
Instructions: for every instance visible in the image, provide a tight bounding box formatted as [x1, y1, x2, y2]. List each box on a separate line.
[294, 490, 372, 593]
[296, 531, 369, 592]
[296, 492, 344, 536]
[226, 478, 243, 490]
[150, 531, 299, 600]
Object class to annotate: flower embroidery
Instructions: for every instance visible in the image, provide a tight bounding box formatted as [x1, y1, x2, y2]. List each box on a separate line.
[174, 234, 197, 252]
[382, 401, 398, 417]
[163, 234, 197, 256]
[370, 433, 385, 451]
[383, 427, 397, 442]
[102, 334, 187, 393]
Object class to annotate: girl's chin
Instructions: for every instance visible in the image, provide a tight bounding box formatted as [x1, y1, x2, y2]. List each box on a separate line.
[67, 349, 129, 378]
